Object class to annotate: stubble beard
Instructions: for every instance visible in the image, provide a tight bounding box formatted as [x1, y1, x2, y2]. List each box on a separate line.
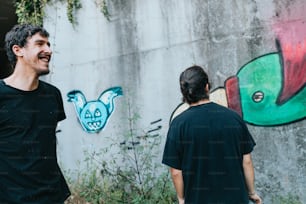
[36, 62, 50, 76]
[38, 71, 50, 76]
[38, 68, 50, 76]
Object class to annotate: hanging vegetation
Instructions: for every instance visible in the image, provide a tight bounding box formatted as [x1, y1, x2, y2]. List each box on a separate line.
[15, 0, 48, 26]
[66, 0, 82, 25]
[14, 0, 109, 26]
[95, 0, 110, 20]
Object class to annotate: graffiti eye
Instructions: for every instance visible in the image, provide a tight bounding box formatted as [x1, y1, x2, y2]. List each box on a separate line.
[85, 110, 92, 118]
[95, 109, 101, 117]
[252, 91, 264, 103]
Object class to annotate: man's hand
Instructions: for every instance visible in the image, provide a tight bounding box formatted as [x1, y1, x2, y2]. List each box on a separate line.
[178, 196, 184, 204]
[249, 192, 262, 204]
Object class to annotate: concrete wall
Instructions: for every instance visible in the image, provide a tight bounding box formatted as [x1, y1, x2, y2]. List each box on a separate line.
[44, 0, 306, 202]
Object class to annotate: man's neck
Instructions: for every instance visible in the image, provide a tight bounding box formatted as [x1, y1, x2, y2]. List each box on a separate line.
[189, 99, 211, 107]
[4, 72, 39, 91]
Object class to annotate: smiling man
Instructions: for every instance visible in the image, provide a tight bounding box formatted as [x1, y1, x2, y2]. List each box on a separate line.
[0, 24, 70, 203]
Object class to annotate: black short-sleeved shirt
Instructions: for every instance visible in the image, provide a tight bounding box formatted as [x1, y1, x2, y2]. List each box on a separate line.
[162, 102, 256, 204]
[0, 80, 71, 204]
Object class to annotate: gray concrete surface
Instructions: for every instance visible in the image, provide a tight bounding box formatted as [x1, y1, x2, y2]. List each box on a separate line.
[43, 0, 306, 202]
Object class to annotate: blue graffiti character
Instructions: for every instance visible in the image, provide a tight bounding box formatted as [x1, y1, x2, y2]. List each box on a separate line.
[67, 87, 123, 133]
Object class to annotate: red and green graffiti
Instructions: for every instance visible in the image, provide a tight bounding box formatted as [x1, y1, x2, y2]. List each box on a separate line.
[225, 48, 306, 126]
[173, 5, 306, 126]
[225, 5, 306, 126]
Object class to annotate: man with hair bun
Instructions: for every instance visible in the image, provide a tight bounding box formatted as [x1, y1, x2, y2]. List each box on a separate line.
[162, 65, 262, 204]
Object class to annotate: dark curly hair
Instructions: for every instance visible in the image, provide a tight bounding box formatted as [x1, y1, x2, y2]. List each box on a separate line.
[5, 24, 49, 68]
[179, 65, 210, 104]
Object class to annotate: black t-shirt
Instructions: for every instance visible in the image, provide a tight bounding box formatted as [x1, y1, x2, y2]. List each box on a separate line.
[0, 80, 71, 204]
[162, 102, 256, 204]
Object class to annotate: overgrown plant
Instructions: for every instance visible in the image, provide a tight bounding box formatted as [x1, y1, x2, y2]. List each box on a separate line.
[272, 193, 302, 204]
[14, 0, 109, 26]
[67, 101, 176, 204]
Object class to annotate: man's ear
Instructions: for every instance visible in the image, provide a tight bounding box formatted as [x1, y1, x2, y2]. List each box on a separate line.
[12, 45, 23, 57]
[205, 83, 210, 92]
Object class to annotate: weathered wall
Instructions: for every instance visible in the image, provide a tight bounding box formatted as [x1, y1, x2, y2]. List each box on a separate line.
[44, 0, 306, 202]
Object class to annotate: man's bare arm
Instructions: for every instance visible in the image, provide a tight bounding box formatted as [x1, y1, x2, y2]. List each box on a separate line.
[243, 153, 262, 204]
[170, 167, 184, 204]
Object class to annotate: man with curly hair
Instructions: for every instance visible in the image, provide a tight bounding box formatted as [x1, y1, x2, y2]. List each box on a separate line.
[0, 24, 70, 204]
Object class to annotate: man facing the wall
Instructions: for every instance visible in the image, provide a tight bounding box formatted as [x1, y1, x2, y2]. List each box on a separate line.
[162, 65, 262, 204]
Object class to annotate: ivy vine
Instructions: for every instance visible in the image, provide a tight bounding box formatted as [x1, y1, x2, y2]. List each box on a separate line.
[66, 0, 82, 25]
[14, 0, 109, 26]
[15, 0, 48, 26]
[95, 0, 110, 20]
